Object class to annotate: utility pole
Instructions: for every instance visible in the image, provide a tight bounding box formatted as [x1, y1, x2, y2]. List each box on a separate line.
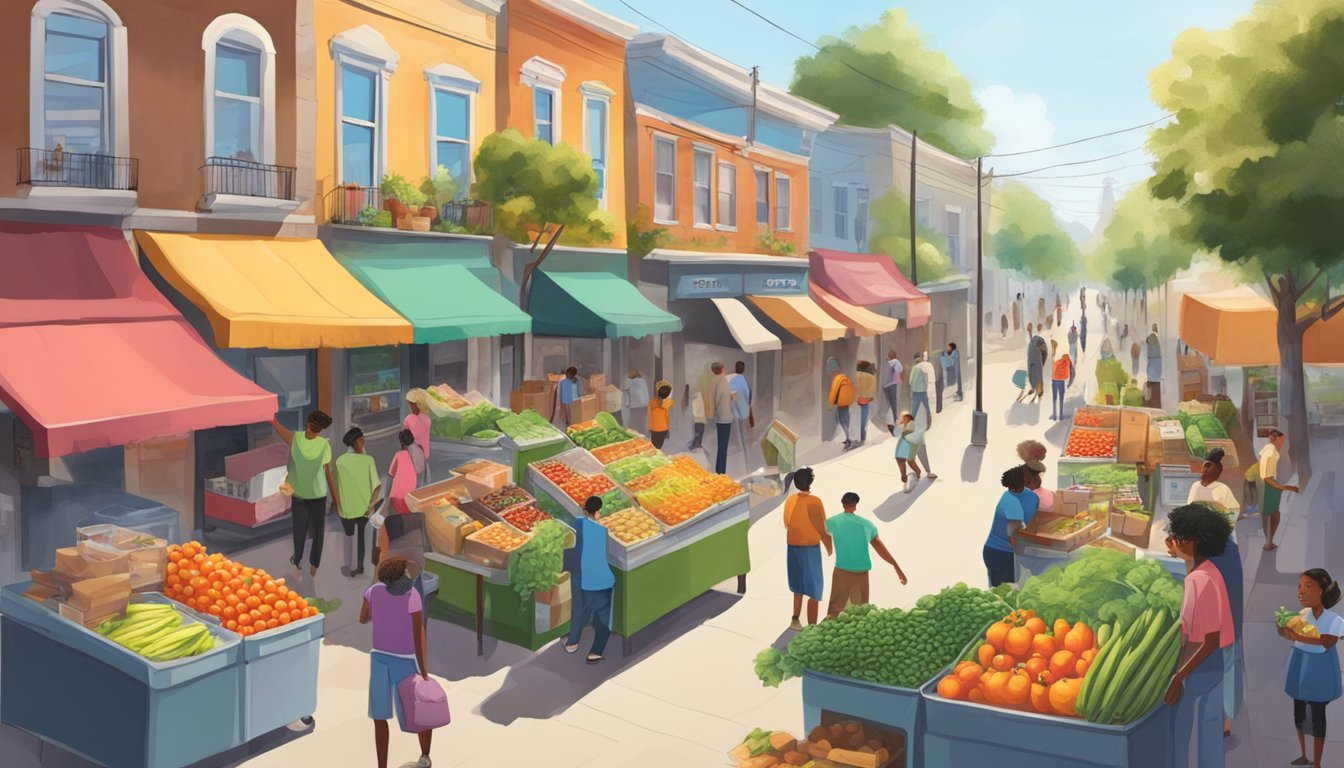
[748, 66, 759, 147]
[909, 130, 918, 284]
[971, 157, 988, 447]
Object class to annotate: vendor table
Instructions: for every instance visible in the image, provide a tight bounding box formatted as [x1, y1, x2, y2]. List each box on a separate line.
[422, 552, 571, 655]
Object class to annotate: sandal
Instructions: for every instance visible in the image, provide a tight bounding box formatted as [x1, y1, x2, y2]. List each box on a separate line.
[585, 653, 604, 664]
[564, 643, 579, 654]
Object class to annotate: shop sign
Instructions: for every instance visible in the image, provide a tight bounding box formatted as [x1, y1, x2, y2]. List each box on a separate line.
[673, 273, 744, 299]
[744, 273, 806, 295]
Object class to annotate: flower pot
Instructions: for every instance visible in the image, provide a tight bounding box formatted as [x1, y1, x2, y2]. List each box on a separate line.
[385, 199, 408, 221]
[343, 187, 365, 222]
[418, 205, 438, 221]
[410, 216, 432, 232]
[396, 214, 414, 230]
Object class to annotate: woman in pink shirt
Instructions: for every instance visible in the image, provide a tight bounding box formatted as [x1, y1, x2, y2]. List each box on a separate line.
[386, 429, 421, 515]
[404, 391, 431, 485]
[1165, 503, 1236, 768]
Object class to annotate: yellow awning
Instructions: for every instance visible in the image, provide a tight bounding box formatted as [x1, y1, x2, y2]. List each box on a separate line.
[136, 232, 413, 349]
[810, 285, 899, 337]
[747, 294, 846, 343]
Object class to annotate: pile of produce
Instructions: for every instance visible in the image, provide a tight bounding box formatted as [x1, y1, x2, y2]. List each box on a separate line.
[501, 505, 550, 533]
[96, 603, 217, 662]
[424, 386, 469, 411]
[598, 508, 662, 545]
[165, 542, 318, 637]
[1010, 548, 1182, 631]
[559, 473, 616, 505]
[1072, 409, 1115, 428]
[1073, 607, 1181, 725]
[591, 438, 656, 465]
[354, 379, 399, 396]
[935, 609, 1099, 717]
[430, 401, 508, 441]
[753, 584, 1010, 689]
[729, 723, 901, 768]
[626, 455, 709, 492]
[604, 452, 670, 485]
[534, 459, 579, 487]
[567, 413, 632, 450]
[469, 523, 529, 553]
[1277, 606, 1320, 638]
[477, 484, 532, 513]
[507, 520, 568, 603]
[496, 409, 563, 445]
[1069, 464, 1139, 487]
[1175, 409, 1229, 440]
[640, 474, 745, 526]
[1065, 429, 1117, 458]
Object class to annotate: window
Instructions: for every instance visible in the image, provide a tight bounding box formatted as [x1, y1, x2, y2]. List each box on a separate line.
[833, 185, 849, 239]
[775, 175, 791, 231]
[433, 88, 470, 193]
[348, 346, 403, 434]
[945, 210, 962, 266]
[809, 174, 822, 234]
[916, 197, 931, 228]
[693, 148, 713, 226]
[533, 87, 556, 144]
[718, 162, 737, 229]
[585, 98, 608, 204]
[855, 187, 870, 252]
[653, 136, 676, 222]
[42, 11, 110, 154]
[203, 15, 276, 165]
[340, 65, 378, 186]
[754, 168, 770, 226]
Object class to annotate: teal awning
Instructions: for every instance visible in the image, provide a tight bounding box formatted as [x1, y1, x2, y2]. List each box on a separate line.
[530, 270, 681, 339]
[325, 232, 529, 344]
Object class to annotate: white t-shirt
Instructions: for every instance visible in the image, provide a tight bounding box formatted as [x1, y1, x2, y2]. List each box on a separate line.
[1187, 480, 1239, 513]
[1294, 608, 1344, 654]
[1260, 443, 1280, 482]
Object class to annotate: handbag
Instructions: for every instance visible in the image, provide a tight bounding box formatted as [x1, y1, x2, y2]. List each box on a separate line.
[1012, 369, 1028, 389]
[397, 674, 451, 733]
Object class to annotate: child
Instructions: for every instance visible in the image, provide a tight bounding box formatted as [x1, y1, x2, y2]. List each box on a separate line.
[1281, 568, 1343, 768]
[334, 427, 381, 578]
[359, 556, 433, 768]
[894, 412, 927, 493]
[648, 381, 673, 450]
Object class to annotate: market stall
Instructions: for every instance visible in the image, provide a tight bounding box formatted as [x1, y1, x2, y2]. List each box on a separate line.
[2, 529, 324, 768]
[421, 384, 573, 483]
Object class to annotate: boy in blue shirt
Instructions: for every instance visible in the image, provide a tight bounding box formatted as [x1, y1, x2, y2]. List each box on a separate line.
[565, 496, 615, 663]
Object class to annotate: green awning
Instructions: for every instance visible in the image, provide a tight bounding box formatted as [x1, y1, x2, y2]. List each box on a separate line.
[333, 257, 531, 343]
[530, 270, 681, 339]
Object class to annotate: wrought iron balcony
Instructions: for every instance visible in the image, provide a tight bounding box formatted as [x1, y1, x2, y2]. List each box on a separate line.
[200, 156, 295, 200]
[18, 147, 138, 191]
[327, 185, 492, 234]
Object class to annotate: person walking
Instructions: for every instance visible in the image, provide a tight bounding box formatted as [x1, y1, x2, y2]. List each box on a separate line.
[687, 385, 706, 452]
[894, 411, 933, 493]
[728, 361, 753, 465]
[1280, 568, 1343, 768]
[1146, 324, 1164, 387]
[403, 390, 431, 485]
[1050, 344, 1072, 421]
[707, 363, 734, 475]
[335, 427, 380, 578]
[1026, 332, 1046, 404]
[554, 367, 582, 426]
[1131, 340, 1142, 377]
[360, 556, 434, 768]
[1164, 503, 1235, 768]
[1037, 296, 1047, 327]
[782, 468, 832, 630]
[884, 349, 904, 435]
[648, 380, 673, 450]
[1080, 314, 1089, 353]
[1067, 323, 1079, 386]
[1188, 448, 1243, 738]
[983, 466, 1031, 587]
[565, 496, 616, 664]
[855, 361, 877, 445]
[386, 429, 421, 516]
[1001, 313, 1009, 338]
[273, 410, 338, 579]
[941, 343, 963, 402]
[824, 492, 907, 619]
[826, 358, 855, 449]
[1011, 293, 1022, 332]
[1079, 286, 1087, 314]
[622, 370, 650, 436]
[1258, 429, 1301, 551]
[909, 353, 935, 427]
[1055, 296, 1063, 327]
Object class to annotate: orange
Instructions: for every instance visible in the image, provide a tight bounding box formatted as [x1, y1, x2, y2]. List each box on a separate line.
[166, 563, 179, 575]
[1030, 633, 1057, 658]
[1049, 650, 1077, 680]
[305, 607, 317, 618]
[237, 613, 253, 626]
[991, 653, 1016, 672]
[226, 620, 238, 631]
[967, 687, 986, 704]
[1075, 658, 1091, 677]
[245, 595, 261, 609]
[1004, 670, 1032, 705]
[1030, 682, 1053, 714]
[1049, 677, 1082, 716]
[1024, 656, 1048, 681]
[937, 676, 966, 700]
[985, 621, 1011, 652]
[1081, 648, 1097, 663]
[182, 586, 195, 598]
[207, 605, 222, 616]
[1053, 618, 1072, 641]
[263, 580, 276, 592]
[278, 613, 292, 625]
[1005, 626, 1034, 657]
[955, 662, 984, 685]
[258, 604, 272, 617]
[977, 643, 996, 669]
[263, 593, 278, 606]
[1024, 617, 1047, 635]
[196, 595, 211, 609]
[266, 619, 279, 629]
[1064, 623, 1095, 655]
[222, 606, 236, 620]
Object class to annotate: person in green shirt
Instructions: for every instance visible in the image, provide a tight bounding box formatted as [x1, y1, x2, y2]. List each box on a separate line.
[272, 410, 338, 577]
[335, 427, 381, 578]
[824, 492, 907, 619]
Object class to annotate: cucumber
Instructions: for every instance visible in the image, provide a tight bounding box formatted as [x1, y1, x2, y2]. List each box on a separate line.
[1078, 617, 1131, 717]
[1081, 612, 1148, 721]
[1096, 610, 1170, 724]
[1115, 619, 1182, 723]
[1097, 621, 1113, 649]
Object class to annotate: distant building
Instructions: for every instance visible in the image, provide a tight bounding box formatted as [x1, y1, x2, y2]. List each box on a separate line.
[1094, 176, 1117, 235]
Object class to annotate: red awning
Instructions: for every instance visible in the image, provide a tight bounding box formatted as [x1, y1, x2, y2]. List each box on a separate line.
[0, 221, 277, 457]
[809, 249, 931, 328]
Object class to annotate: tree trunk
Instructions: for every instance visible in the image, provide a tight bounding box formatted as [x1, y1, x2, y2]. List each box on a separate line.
[1273, 285, 1312, 486]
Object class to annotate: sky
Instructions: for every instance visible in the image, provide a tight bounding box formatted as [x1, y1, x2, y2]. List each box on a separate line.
[586, 0, 1256, 235]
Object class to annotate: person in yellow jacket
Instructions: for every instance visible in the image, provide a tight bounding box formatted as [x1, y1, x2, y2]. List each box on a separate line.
[647, 379, 673, 450]
[855, 361, 878, 446]
[826, 357, 856, 450]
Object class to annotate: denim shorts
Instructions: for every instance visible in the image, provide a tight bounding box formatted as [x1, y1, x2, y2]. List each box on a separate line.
[369, 651, 419, 725]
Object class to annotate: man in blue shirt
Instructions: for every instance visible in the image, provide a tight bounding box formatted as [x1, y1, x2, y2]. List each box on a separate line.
[555, 366, 582, 426]
[565, 496, 615, 663]
[728, 361, 753, 468]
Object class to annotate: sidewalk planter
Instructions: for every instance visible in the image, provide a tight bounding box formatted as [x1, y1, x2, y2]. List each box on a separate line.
[1, 584, 244, 768]
[920, 676, 1174, 768]
[239, 613, 324, 741]
[802, 671, 922, 768]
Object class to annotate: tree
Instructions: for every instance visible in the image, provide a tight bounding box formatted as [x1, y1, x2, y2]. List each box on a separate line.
[868, 188, 953, 282]
[1147, 0, 1344, 483]
[790, 9, 992, 158]
[989, 182, 1083, 285]
[472, 129, 615, 246]
[1087, 185, 1196, 326]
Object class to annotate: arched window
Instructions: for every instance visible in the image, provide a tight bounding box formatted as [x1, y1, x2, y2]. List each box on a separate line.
[30, 0, 128, 157]
[202, 14, 276, 164]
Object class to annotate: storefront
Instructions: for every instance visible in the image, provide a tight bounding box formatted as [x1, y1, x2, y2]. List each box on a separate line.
[0, 222, 279, 584]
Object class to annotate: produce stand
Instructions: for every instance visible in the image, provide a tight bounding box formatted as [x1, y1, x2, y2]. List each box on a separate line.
[802, 671, 919, 768]
[422, 553, 572, 655]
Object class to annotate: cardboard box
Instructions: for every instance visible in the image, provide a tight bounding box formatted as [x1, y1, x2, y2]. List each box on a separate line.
[225, 442, 288, 484]
[425, 503, 482, 557]
[586, 372, 607, 391]
[58, 601, 125, 629]
[534, 596, 573, 633]
[1056, 488, 1092, 517]
[203, 490, 290, 527]
[511, 381, 555, 415]
[450, 460, 511, 498]
[534, 572, 572, 606]
[596, 384, 622, 413]
[405, 477, 472, 515]
[462, 537, 512, 570]
[1117, 409, 1150, 464]
[571, 394, 600, 424]
[55, 547, 128, 580]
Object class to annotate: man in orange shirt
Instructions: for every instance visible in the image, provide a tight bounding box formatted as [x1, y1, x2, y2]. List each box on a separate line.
[783, 467, 833, 631]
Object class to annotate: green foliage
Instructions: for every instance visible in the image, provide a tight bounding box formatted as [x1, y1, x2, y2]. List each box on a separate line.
[1016, 549, 1183, 628]
[790, 10, 992, 157]
[868, 188, 953, 282]
[1088, 185, 1195, 291]
[626, 204, 668, 258]
[508, 519, 569, 604]
[379, 173, 427, 207]
[419, 165, 461, 208]
[472, 129, 613, 245]
[990, 183, 1083, 284]
[755, 229, 796, 255]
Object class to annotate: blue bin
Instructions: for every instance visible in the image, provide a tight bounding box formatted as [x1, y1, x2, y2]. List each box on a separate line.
[239, 613, 324, 740]
[802, 671, 922, 768]
[1, 584, 243, 768]
[920, 675, 1173, 768]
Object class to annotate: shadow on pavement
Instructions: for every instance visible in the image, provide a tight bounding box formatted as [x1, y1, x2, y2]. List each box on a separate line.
[871, 481, 930, 523]
[476, 590, 739, 725]
[960, 444, 984, 483]
[1003, 397, 1044, 426]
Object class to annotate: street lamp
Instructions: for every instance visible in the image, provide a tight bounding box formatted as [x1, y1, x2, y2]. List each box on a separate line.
[971, 156, 988, 447]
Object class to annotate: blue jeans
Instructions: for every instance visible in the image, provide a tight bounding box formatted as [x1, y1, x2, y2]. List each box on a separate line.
[714, 422, 732, 474]
[858, 402, 871, 442]
[911, 391, 931, 427]
[368, 651, 419, 725]
[983, 546, 1015, 587]
[1052, 379, 1066, 418]
[567, 587, 613, 655]
[1172, 649, 1225, 768]
[835, 406, 851, 443]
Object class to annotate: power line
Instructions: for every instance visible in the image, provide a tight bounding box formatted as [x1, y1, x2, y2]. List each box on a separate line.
[994, 148, 1146, 179]
[984, 115, 1173, 158]
[1008, 162, 1155, 181]
[618, 0, 681, 37]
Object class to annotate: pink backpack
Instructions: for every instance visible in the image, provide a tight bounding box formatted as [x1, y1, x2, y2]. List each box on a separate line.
[397, 674, 451, 733]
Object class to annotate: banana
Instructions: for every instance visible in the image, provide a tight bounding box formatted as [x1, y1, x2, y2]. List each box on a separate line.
[140, 625, 207, 657]
[109, 614, 180, 646]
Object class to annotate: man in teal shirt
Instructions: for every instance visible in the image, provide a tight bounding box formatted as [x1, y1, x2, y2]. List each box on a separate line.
[824, 492, 907, 618]
[565, 496, 615, 663]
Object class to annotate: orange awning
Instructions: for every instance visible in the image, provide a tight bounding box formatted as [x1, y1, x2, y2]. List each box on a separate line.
[746, 294, 846, 343]
[810, 284, 898, 337]
[1180, 290, 1344, 365]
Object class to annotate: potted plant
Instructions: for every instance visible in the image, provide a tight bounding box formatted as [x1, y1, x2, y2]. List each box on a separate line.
[357, 205, 380, 227]
[419, 165, 460, 222]
[343, 182, 366, 222]
[379, 173, 427, 227]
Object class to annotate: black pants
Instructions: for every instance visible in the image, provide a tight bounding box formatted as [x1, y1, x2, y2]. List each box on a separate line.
[291, 496, 328, 568]
[715, 422, 732, 474]
[340, 515, 368, 570]
[650, 430, 668, 450]
[983, 546, 1015, 587]
[1295, 699, 1328, 738]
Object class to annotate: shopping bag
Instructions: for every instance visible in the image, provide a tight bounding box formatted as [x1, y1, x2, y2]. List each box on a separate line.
[397, 674, 451, 733]
[1011, 369, 1028, 390]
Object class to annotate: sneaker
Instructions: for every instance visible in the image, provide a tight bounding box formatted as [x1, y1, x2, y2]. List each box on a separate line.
[396, 757, 432, 768]
[926, 474, 938, 481]
[903, 479, 915, 494]
[788, 618, 804, 632]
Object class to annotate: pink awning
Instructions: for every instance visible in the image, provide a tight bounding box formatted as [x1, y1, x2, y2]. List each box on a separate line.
[0, 221, 277, 457]
[809, 249, 931, 328]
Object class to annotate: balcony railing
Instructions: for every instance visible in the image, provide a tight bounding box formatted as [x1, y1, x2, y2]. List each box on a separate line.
[327, 185, 492, 234]
[18, 147, 138, 191]
[200, 156, 295, 200]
